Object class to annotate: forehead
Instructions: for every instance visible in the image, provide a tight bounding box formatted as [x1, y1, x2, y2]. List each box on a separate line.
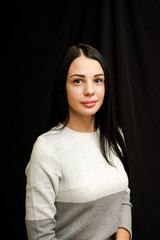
[67, 55, 104, 75]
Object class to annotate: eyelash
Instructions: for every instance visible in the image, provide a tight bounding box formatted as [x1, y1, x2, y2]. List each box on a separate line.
[73, 79, 104, 84]
[73, 79, 82, 84]
[95, 79, 103, 83]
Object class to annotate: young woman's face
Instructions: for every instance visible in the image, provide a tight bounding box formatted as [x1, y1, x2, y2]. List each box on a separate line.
[66, 55, 105, 119]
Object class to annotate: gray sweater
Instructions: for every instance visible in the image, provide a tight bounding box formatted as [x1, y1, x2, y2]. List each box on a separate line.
[25, 124, 132, 240]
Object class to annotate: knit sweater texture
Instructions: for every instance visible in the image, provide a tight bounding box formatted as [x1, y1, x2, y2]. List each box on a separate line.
[25, 124, 132, 240]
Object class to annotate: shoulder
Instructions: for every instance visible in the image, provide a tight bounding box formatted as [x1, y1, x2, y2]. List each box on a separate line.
[29, 124, 67, 162]
[34, 124, 65, 147]
[25, 126, 63, 176]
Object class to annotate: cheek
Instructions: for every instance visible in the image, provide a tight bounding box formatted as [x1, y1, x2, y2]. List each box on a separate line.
[66, 86, 81, 105]
[98, 86, 105, 101]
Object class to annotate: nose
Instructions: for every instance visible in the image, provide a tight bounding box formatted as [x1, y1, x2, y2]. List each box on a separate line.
[84, 82, 95, 96]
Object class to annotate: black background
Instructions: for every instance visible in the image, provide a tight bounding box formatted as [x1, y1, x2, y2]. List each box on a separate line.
[14, 1, 160, 239]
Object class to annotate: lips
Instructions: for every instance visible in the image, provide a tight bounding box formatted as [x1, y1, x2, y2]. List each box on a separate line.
[81, 100, 97, 108]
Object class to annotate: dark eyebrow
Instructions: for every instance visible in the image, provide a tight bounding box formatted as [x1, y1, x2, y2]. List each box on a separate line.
[94, 73, 104, 77]
[70, 74, 85, 78]
[70, 73, 104, 78]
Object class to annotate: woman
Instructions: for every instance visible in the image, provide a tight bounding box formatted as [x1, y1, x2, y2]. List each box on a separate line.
[25, 43, 132, 240]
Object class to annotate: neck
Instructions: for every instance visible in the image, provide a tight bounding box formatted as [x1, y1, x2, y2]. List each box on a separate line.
[65, 115, 96, 133]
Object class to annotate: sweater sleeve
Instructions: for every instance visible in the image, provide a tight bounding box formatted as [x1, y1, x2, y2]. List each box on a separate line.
[25, 136, 62, 240]
[118, 187, 132, 239]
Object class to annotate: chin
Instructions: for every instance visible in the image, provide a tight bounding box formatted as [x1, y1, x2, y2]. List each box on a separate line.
[81, 109, 99, 116]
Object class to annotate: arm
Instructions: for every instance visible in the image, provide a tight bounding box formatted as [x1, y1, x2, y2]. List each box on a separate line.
[25, 136, 62, 240]
[116, 188, 132, 240]
[115, 227, 130, 240]
[115, 129, 132, 239]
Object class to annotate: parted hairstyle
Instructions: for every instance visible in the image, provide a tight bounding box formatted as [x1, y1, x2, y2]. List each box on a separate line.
[48, 43, 128, 172]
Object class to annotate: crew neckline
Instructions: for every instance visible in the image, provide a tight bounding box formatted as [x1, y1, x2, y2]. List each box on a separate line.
[57, 123, 99, 138]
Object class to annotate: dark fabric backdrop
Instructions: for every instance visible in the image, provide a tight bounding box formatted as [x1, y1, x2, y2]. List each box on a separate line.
[14, 1, 160, 239]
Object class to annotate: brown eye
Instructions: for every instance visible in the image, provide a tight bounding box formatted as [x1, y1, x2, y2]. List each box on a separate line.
[95, 79, 103, 83]
[73, 79, 82, 84]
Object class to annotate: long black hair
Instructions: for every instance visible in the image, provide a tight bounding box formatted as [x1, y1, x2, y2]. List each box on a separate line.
[48, 43, 128, 172]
